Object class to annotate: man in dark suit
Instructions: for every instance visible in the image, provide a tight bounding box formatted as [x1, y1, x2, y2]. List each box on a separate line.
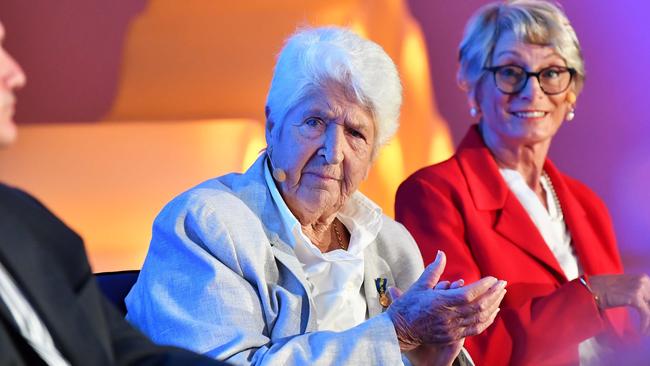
[0, 20, 226, 365]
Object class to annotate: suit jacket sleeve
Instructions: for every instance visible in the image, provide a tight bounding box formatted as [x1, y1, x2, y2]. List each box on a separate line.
[96, 278, 224, 366]
[0, 184, 222, 366]
[126, 189, 403, 366]
[395, 175, 607, 365]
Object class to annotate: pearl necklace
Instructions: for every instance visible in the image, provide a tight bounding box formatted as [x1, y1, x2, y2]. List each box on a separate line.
[542, 171, 563, 218]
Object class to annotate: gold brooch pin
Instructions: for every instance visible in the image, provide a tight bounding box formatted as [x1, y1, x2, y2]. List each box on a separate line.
[375, 278, 389, 307]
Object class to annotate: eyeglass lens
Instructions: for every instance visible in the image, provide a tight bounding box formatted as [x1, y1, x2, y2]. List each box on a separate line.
[494, 65, 572, 95]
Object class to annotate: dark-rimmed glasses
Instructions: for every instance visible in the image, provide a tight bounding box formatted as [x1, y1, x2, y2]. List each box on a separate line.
[484, 65, 576, 95]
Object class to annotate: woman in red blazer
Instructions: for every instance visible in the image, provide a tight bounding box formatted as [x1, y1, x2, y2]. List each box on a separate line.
[395, 1, 649, 365]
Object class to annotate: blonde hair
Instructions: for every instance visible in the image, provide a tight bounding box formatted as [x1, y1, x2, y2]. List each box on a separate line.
[458, 0, 585, 100]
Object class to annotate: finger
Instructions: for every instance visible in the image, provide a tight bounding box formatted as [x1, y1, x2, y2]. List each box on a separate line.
[637, 300, 650, 335]
[456, 287, 505, 324]
[434, 281, 451, 290]
[413, 250, 447, 290]
[461, 307, 500, 337]
[446, 276, 499, 304]
[490, 280, 508, 291]
[450, 279, 465, 289]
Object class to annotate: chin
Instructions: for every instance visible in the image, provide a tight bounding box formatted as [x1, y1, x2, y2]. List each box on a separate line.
[304, 191, 340, 210]
[507, 122, 556, 141]
[0, 121, 17, 147]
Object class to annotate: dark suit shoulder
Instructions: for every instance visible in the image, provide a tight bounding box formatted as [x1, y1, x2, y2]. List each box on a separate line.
[0, 183, 89, 285]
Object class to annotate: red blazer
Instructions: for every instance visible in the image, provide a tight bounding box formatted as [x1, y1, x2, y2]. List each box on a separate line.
[395, 125, 631, 366]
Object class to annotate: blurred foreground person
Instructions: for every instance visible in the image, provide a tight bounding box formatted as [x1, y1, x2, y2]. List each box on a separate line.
[0, 20, 227, 366]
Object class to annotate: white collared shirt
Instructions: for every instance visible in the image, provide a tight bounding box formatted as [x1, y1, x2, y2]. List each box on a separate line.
[264, 161, 382, 332]
[499, 168, 604, 365]
[499, 168, 580, 279]
[0, 261, 70, 366]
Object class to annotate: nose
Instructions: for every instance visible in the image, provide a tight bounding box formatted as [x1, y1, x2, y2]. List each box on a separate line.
[518, 74, 543, 100]
[1, 48, 26, 91]
[320, 123, 344, 165]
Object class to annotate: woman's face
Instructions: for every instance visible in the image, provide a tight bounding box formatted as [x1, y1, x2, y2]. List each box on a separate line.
[268, 85, 375, 222]
[476, 30, 574, 148]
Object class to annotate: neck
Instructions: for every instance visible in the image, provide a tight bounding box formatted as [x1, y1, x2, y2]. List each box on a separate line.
[301, 217, 347, 253]
[481, 125, 550, 193]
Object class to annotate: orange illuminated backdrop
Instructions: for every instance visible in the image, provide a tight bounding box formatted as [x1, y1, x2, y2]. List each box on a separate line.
[0, 0, 452, 271]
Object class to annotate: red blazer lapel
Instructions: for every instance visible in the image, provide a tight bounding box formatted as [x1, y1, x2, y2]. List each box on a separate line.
[456, 126, 566, 282]
[542, 160, 596, 272]
[542, 160, 624, 275]
[494, 195, 567, 282]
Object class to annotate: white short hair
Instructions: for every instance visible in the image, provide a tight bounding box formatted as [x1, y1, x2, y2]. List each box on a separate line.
[458, 0, 585, 99]
[266, 26, 402, 153]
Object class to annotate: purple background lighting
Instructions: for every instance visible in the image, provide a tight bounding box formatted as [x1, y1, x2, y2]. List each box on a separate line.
[409, 0, 650, 276]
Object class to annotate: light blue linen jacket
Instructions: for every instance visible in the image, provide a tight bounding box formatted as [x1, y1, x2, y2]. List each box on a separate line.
[125, 156, 424, 365]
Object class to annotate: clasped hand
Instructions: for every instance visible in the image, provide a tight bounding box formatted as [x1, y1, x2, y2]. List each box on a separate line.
[589, 273, 650, 334]
[386, 251, 506, 364]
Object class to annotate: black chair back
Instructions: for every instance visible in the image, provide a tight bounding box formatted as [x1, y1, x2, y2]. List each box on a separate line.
[95, 270, 140, 315]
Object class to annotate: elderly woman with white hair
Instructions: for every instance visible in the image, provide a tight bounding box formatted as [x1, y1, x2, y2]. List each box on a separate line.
[125, 26, 506, 366]
[396, 1, 650, 365]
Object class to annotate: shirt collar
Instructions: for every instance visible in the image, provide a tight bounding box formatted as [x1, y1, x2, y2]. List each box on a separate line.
[263, 157, 383, 258]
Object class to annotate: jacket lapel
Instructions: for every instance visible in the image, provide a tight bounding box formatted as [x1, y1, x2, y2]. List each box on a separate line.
[0, 270, 18, 331]
[230, 156, 317, 330]
[493, 195, 566, 281]
[230, 156, 397, 326]
[268, 236, 316, 330]
[362, 243, 394, 318]
[543, 161, 602, 275]
[456, 126, 566, 281]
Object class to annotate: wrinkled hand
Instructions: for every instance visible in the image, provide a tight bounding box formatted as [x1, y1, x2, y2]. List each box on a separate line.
[589, 273, 650, 334]
[390, 280, 466, 366]
[406, 340, 464, 366]
[386, 251, 507, 351]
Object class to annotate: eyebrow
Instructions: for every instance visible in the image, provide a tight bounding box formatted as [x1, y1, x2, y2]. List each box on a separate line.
[303, 107, 370, 132]
[303, 106, 330, 119]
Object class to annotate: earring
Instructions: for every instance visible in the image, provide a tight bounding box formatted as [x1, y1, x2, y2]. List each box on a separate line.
[469, 107, 479, 117]
[272, 166, 287, 182]
[565, 92, 576, 121]
[566, 91, 577, 105]
[566, 108, 575, 121]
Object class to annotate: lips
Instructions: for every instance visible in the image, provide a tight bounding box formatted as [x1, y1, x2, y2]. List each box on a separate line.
[303, 171, 342, 181]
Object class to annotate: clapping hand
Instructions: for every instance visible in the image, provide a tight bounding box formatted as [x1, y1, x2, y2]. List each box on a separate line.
[387, 251, 506, 354]
[389, 276, 469, 366]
